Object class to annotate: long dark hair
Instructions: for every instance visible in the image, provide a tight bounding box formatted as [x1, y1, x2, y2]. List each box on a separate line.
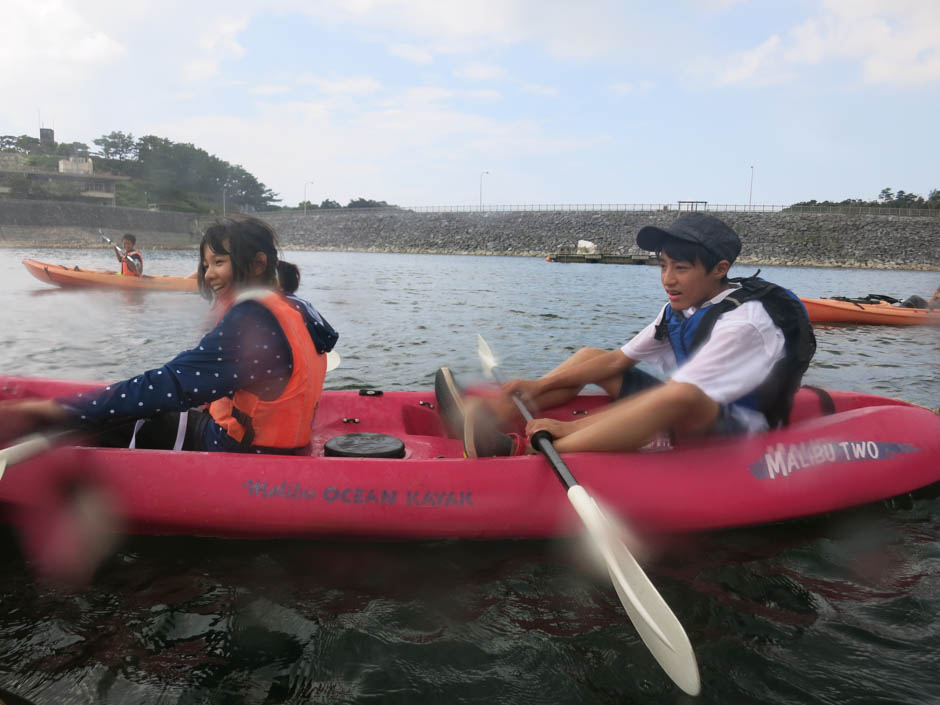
[197, 216, 300, 299]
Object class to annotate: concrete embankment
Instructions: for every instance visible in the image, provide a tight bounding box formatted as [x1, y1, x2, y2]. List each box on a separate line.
[1, 199, 938, 270]
[264, 210, 940, 270]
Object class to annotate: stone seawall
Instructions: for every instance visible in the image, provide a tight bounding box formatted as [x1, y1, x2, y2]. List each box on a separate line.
[264, 210, 940, 270]
[1, 199, 938, 270]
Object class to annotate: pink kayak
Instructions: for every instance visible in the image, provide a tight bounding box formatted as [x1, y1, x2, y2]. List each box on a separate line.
[0, 376, 938, 540]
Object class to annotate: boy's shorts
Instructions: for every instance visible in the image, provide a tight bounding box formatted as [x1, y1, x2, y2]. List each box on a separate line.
[617, 368, 762, 436]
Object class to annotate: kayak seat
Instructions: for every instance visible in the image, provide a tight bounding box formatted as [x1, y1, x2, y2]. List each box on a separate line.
[324, 432, 406, 458]
[901, 295, 928, 309]
[402, 402, 449, 436]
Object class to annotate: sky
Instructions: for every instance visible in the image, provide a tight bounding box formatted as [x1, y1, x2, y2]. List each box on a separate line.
[3, 0, 938, 209]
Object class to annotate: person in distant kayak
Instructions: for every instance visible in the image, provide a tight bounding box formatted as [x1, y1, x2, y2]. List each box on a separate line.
[440, 213, 815, 456]
[0, 216, 338, 454]
[927, 286, 940, 310]
[115, 233, 144, 276]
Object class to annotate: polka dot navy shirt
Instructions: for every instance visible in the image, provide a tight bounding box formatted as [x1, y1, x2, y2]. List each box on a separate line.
[57, 300, 295, 452]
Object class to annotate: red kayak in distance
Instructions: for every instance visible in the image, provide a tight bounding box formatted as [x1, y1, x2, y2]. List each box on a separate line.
[0, 376, 937, 540]
[23, 259, 197, 293]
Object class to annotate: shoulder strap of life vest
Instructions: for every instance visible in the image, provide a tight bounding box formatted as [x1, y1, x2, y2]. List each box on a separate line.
[652, 305, 673, 343]
[690, 273, 816, 427]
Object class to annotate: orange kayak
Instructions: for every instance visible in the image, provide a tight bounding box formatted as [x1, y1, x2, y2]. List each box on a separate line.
[23, 259, 197, 293]
[801, 297, 940, 325]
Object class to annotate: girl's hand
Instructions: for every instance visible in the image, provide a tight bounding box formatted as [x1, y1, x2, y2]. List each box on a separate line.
[0, 400, 73, 446]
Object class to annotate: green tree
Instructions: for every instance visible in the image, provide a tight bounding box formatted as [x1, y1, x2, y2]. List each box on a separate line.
[14, 136, 41, 154]
[93, 131, 137, 160]
[320, 198, 341, 209]
[878, 187, 894, 202]
[3, 128, 280, 211]
[893, 190, 922, 207]
[347, 197, 390, 208]
[56, 141, 90, 158]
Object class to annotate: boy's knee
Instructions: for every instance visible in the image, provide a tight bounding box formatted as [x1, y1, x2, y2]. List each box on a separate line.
[659, 381, 710, 409]
[660, 382, 719, 429]
[573, 346, 605, 359]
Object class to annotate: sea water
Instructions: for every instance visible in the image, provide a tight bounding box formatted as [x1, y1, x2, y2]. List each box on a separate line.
[0, 248, 938, 704]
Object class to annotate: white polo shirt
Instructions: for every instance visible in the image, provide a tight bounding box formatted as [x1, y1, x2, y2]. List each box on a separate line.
[620, 286, 786, 431]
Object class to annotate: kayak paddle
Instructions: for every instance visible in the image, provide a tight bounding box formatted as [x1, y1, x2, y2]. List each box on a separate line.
[325, 349, 341, 372]
[0, 431, 69, 480]
[476, 334, 701, 696]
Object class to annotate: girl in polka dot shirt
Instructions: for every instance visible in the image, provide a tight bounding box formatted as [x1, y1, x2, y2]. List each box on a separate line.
[1, 216, 338, 454]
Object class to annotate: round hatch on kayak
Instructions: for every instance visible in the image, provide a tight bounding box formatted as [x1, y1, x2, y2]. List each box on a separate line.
[324, 433, 406, 459]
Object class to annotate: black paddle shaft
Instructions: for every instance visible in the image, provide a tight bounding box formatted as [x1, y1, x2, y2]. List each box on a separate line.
[492, 370, 579, 490]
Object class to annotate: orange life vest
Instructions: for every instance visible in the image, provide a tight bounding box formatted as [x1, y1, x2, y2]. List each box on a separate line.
[209, 291, 326, 450]
[121, 249, 143, 277]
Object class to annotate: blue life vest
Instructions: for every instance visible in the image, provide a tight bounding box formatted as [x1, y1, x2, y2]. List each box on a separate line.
[658, 300, 763, 413]
[653, 275, 815, 428]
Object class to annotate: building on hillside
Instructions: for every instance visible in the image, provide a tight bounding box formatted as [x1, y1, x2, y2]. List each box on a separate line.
[0, 130, 128, 206]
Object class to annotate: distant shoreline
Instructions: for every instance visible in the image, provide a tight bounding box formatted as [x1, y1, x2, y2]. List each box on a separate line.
[2, 201, 938, 271]
[3, 241, 938, 272]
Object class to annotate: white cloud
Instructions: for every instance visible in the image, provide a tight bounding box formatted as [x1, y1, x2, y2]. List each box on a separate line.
[0, 1, 129, 134]
[466, 89, 502, 101]
[0, 1, 125, 81]
[387, 42, 434, 64]
[5, 0, 934, 209]
[709, 0, 940, 86]
[398, 86, 456, 104]
[313, 76, 382, 95]
[182, 16, 249, 83]
[714, 35, 788, 85]
[453, 62, 508, 81]
[252, 84, 292, 96]
[695, 0, 750, 9]
[609, 81, 655, 95]
[182, 59, 221, 83]
[809, 0, 940, 84]
[151, 86, 601, 206]
[522, 83, 559, 97]
[293, 0, 654, 61]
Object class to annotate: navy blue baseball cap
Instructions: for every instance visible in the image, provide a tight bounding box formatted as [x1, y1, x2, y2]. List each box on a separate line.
[636, 213, 741, 263]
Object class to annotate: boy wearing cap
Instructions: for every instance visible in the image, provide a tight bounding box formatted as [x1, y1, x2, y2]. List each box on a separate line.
[459, 212, 815, 456]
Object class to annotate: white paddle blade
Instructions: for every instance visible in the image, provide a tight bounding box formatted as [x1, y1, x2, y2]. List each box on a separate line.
[0, 432, 61, 480]
[476, 334, 499, 379]
[567, 485, 701, 696]
[326, 350, 341, 372]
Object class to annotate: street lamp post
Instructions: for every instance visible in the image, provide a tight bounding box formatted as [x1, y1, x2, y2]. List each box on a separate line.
[748, 166, 754, 210]
[479, 170, 490, 212]
[304, 180, 315, 215]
